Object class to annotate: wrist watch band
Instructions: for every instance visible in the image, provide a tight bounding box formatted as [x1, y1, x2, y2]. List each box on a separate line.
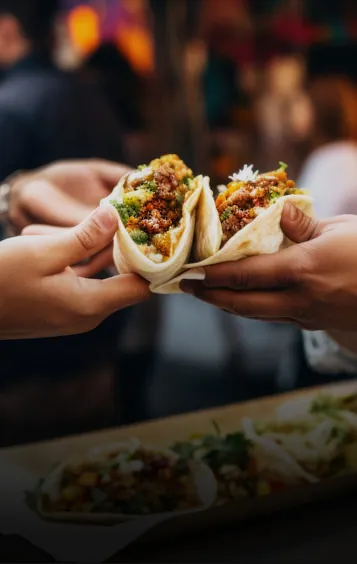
[0, 182, 11, 222]
[0, 171, 23, 238]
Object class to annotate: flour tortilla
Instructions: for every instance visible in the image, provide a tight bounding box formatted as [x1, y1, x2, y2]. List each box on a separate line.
[37, 439, 217, 525]
[153, 188, 314, 294]
[102, 172, 204, 292]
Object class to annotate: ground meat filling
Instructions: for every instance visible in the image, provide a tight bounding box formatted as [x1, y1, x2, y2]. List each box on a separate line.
[129, 164, 187, 246]
[154, 164, 179, 200]
[217, 174, 297, 244]
[137, 166, 183, 238]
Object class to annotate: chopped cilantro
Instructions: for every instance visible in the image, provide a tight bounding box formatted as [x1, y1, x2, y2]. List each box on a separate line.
[199, 433, 252, 472]
[269, 190, 280, 203]
[109, 200, 138, 226]
[310, 394, 357, 417]
[138, 164, 147, 171]
[183, 176, 193, 187]
[129, 229, 149, 245]
[278, 161, 288, 171]
[143, 180, 157, 192]
[220, 207, 233, 222]
[171, 440, 197, 463]
[171, 432, 251, 473]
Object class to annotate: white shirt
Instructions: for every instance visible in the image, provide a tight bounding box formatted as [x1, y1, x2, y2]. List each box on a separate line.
[298, 141, 357, 218]
[298, 142, 357, 374]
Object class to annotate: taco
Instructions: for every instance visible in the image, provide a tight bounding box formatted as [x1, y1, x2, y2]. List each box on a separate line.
[36, 439, 217, 524]
[103, 155, 204, 292]
[171, 426, 315, 504]
[243, 414, 355, 483]
[154, 163, 314, 294]
[276, 392, 357, 432]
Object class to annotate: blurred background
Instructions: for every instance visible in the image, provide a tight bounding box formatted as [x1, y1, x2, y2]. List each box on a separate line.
[1, 0, 357, 446]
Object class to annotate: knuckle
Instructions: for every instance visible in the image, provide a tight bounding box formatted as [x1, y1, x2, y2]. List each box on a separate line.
[231, 264, 251, 290]
[74, 225, 97, 252]
[299, 215, 318, 240]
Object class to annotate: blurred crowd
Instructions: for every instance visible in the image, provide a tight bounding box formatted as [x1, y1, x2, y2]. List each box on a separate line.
[0, 0, 357, 446]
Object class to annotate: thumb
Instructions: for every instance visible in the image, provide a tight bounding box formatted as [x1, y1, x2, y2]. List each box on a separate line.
[280, 203, 321, 243]
[47, 204, 118, 272]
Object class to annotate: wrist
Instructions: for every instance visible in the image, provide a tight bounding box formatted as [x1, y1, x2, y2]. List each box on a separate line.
[0, 171, 27, 237]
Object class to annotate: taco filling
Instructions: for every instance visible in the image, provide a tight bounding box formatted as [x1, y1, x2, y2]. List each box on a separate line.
[110, 154, 198, 264]
[40, 443, 203, 516]
[216, 162, 305, 245]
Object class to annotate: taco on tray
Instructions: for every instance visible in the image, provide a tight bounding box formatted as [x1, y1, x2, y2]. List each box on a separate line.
[171, 425, 319, 505]
[36, 438, 217, 524]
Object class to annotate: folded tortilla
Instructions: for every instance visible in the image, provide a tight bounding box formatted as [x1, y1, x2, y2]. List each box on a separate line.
[153, 165, 314, 294]
[37, 439, 217, 524]
[102, 155, 204, 293]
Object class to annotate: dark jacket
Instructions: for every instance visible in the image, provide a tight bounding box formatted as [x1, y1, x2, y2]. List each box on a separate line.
[0, 53, 125, 181]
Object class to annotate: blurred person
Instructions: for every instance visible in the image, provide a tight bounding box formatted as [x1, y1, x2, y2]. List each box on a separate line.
[84, 42, 143, 132]
[203, 26, 245, 128]
[297, 76, 357, 218]
[254, 51, 309, 175]
[0, 0, 125, 183]
[0, 203, 149, 340]
[180, 204, 357, 375]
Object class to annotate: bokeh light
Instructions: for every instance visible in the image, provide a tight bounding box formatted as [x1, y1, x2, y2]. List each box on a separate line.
[116, 25, 154, 74]
[68, 5, 100, 56]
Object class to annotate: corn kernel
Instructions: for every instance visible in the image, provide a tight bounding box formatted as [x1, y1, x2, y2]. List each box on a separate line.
[77, 472, 98, 488]
[61, 485, 83, 503]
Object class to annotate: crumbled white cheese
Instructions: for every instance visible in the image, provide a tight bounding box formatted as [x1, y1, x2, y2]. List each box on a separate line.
[229, 164, 259, 183]
[148, 252, 163, 263]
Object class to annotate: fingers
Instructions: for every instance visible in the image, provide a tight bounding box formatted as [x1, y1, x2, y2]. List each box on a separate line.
[22, 225, 68, 236]
[81, 274, 151, 318]
[89, 160, 132, 187]
[18, 180, 94, 227]
[42, 204, 119, 273]
[200, 249, 299, 292]
[180, 282, 303, 321]
[73, 246, 114, 278]
[280, 203, 321, 243]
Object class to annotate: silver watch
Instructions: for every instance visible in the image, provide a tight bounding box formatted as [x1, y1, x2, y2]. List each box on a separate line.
[0, 171, 23, 237]
[0, 182, 11, 222]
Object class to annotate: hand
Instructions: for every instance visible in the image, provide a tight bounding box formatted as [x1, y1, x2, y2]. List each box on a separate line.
[9, 159, 132, 230]
[0, 205, 150, 340]
[181, 204, 357, 332]
[8, 159, 131, 276]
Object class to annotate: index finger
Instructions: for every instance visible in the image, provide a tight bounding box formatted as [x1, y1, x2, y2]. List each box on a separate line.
[203, 249, 300, 291]
[89, 160, 133, 187]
